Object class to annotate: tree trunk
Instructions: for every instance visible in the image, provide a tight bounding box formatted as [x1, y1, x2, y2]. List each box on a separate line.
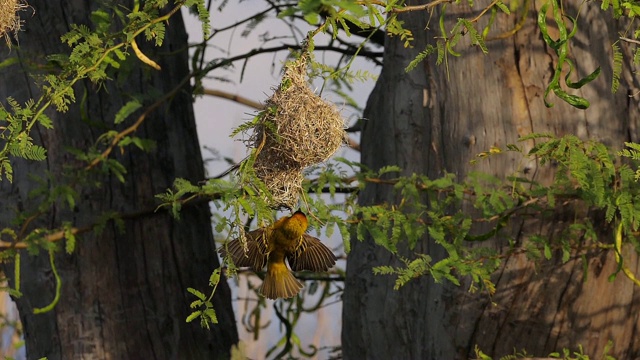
[343, 0, 640, 359]
[0, 1, 237, 359]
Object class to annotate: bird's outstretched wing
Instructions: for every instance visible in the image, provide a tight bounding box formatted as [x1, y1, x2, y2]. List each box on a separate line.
[287, 234, 336, 272]
[219, 228, 269, 271]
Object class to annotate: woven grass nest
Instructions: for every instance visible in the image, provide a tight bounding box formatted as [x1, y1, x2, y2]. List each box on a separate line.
[0, 0, 26, 47]
[249, 55, 345, 208]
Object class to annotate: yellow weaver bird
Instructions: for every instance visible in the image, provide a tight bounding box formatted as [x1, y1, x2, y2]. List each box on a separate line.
[220, 211, 336, 299]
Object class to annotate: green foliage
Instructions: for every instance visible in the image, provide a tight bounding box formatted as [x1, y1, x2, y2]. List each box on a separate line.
[156, 164, 275, 245]
[457, 19, 488, 54]
[387, 17, 414, 48]
[0, 0, 211, 182]
[186, 268, 221, 329]
[405, 45, 437, 72]
[391, 0, 619, 109]
[114, 99, 142, 124]
[178, 129, 640, 299]
[63, 222, 76, 254]
[32, 249, 61, 314]
[157, 125, 640, 337]
[185, 0, 211, 39]
[538, 0, 600, 109]
[351, 134, 640, 291]
[159, 128, 640, 358]
[280, 0, 370, 35]
[308, 57, 378, 85]
[602, 0, 622, 18]
[548, 341, 617, 360]
[618, 141, 640, 171]
[373, 254, 434, 289]
[474, 340, 617, 359]
[473, 345, 533, 359]
[612, 43, 623, 93]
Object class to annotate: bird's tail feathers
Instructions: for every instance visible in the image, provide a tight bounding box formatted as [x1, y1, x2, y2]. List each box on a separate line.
[260, 263, 302, 299]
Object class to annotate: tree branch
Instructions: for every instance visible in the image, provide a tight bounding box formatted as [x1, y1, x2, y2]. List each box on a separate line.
[203, 44, 382, 72]
[0, 197, 212, 250]
[389, 0, 453, 13]
[203, 88, 265, 110]
[84, 75, 191, 171]
[620, 36, 640, 46]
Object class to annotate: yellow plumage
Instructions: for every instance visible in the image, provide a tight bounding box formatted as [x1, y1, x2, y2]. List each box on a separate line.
[220, 211, 336, 299]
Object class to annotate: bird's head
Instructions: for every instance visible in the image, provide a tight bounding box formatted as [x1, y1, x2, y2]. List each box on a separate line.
[292, 210, 306, 220]
[281, 210, 308, 237]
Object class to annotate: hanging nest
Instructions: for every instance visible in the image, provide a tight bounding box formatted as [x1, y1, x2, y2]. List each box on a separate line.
[252, 166, 304, 208]
[248, 55, 346, 209]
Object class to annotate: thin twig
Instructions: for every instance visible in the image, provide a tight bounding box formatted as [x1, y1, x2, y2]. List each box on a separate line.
[346, 136, 360, 151]
[469, 0, 500, 23]
[203, 89, 265, 110]
[620, 36, 640, 46]
[203, 44, 382, 72]
[389, 0, 453, 13]
[0, 197, 211, 250]
[84, 76, 190, 171]
[0, 226, 90, 250]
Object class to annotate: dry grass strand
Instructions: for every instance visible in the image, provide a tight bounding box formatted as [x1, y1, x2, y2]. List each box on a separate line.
[0, 0, 28, 48]
[254, 165, 304, 209]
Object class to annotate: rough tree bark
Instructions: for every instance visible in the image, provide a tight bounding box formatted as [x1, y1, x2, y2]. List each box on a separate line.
[0, 1, 237, 359]
[343, 0, 640, 359]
